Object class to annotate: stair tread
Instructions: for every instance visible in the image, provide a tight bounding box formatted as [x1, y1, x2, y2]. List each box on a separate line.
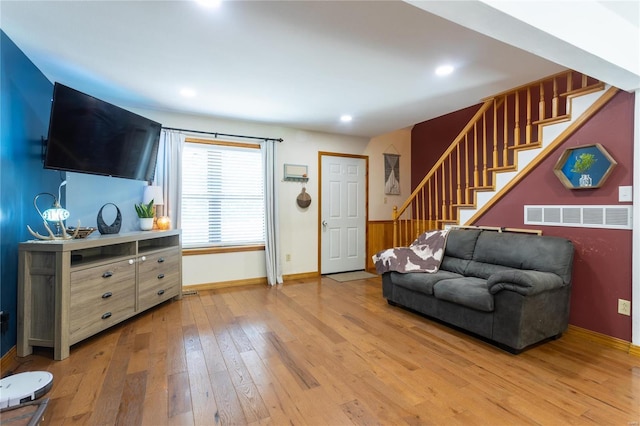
[488, 165, 517, 172]
[508, 142, 542, 151]
[561, 82, 605, 98]
[469, 186, 495, 191]
[533, 114, 570, 126]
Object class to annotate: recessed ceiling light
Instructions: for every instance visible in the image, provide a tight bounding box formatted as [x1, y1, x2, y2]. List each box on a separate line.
[340, 115, 353, 123]
[196, 0, 222, 8]
[435, 64, 455, 76]
[180, 88, 196, 98]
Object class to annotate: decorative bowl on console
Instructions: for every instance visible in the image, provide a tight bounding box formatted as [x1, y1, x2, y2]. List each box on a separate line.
[67, 227, 97, 239]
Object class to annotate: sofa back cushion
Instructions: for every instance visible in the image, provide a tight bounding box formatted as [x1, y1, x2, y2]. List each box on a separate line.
[444, 229, 481, 259]
[472, 231, 574, 284]
[440, 229, 481, 274]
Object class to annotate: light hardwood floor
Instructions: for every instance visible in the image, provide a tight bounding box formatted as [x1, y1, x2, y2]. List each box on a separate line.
[3, 276, 640, 425]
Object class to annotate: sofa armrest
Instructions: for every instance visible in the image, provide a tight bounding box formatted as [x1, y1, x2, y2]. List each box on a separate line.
[487, 270, 565, 296]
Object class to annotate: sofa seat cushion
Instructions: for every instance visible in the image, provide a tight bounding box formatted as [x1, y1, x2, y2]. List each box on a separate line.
[433, 277, 494, 312]
[391, 270, 463, 296]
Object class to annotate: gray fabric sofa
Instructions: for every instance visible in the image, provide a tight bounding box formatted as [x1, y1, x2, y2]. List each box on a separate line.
[381, 228, 574, 353]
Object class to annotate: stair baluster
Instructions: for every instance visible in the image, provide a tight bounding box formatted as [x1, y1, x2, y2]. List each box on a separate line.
[391, 71, 606, 247]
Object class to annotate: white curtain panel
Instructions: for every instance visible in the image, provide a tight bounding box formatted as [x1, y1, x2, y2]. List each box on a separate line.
[262, 140, 283, 285]
[156, 130, 185, 229]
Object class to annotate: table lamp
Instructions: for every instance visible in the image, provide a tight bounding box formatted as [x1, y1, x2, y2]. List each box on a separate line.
[142, 185, 164, 229]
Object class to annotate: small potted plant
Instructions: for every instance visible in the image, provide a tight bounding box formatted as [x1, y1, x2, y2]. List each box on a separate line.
[135, 199, 155, 230]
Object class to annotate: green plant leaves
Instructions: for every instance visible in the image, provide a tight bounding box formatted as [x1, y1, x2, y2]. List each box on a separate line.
[134, 199, 155, 218]
[571, 153, 597, 174]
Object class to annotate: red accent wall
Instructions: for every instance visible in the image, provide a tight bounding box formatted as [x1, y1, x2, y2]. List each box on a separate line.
[473, 91, 634, 341]
[475, 92, 637, 342]
[411, 104, 482, 190]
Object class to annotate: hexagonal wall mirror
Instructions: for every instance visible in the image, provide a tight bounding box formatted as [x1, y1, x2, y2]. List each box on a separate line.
[553, 143, 617, 189]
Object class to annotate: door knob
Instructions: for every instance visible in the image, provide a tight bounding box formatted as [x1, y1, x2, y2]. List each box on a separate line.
[322, 220, 328, 228]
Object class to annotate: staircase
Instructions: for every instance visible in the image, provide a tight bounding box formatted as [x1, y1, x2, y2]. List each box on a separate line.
[392, 70, 618, 247]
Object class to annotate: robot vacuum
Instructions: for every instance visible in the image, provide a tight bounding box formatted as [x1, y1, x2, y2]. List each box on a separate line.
[0, 371, 53, 409]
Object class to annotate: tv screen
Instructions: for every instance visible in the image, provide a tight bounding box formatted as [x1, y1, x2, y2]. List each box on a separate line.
[44, 83, 161, 181]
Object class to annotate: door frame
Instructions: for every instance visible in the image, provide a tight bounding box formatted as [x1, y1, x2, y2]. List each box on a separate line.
[317, 151, 369, 274]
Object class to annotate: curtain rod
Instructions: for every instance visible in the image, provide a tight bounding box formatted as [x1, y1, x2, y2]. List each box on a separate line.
[162, 126, 283, 143]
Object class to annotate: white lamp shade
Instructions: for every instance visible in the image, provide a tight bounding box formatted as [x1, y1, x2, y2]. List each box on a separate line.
[42, 207, 70, 221]
[143, 185, 164, 205]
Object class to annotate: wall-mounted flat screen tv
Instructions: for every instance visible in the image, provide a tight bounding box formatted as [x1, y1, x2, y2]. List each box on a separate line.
[44, 82, 162, 181]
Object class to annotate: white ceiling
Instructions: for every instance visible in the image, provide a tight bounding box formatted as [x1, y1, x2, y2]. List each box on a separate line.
[1, 0, 638, 138]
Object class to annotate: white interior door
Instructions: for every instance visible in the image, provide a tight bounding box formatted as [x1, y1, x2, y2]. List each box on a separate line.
[320, 154, 366, 274]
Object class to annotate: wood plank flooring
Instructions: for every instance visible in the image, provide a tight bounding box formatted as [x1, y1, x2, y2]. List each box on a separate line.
[3, 276, 639, 425]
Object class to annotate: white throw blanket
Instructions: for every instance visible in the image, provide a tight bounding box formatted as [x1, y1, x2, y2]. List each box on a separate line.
[372, 229, 449, 274]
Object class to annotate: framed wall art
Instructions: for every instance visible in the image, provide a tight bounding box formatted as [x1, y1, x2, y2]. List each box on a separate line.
[553, 143, 617, 190]
[384, 153, 400, 195]
[283, 164, 308, 182]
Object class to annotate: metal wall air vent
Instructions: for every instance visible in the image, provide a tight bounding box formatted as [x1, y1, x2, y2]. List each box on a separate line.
[524, 205, 632, 230]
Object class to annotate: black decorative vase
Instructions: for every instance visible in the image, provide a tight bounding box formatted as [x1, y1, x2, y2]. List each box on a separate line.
[97, 203, 122, 234]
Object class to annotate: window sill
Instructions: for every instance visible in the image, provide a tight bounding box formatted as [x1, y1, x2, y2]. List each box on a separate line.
[182, 245, 265, 256]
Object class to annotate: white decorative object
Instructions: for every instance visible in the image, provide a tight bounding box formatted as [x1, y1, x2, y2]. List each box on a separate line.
[579, 174, 593, 187]
[139, 218, 154, 231]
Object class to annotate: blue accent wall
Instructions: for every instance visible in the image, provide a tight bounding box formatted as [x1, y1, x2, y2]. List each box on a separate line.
[0, 32, 151, 359]
[66, 172, 145, 233]
[1, 31, 60, 358]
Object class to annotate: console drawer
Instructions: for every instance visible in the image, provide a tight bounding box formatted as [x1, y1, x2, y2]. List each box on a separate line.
[138, 248, 180, 311]
[69, 259, 136, 343]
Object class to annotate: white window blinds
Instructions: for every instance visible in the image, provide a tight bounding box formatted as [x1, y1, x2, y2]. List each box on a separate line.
[181, 140, 265, 248]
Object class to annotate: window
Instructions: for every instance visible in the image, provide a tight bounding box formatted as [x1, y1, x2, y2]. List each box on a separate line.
[181, 138, 265, 248]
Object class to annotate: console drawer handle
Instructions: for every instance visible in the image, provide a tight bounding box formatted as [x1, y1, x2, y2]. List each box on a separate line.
[157, 257, 165, 263]
[102, 271, 113, 278]
[101, 312, 112, 320]
[102, 292, 112, 299]
[157, 273, 165, 279]
[157, 289, 165, 296]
